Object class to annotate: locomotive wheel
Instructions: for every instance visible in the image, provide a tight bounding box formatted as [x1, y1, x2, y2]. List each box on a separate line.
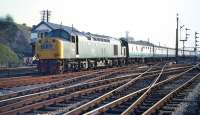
[58, 60, 64, 74]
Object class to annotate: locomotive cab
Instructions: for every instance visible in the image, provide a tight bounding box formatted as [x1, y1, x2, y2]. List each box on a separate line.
[35, 29, 78, 74]
[48, 29, 79, 57]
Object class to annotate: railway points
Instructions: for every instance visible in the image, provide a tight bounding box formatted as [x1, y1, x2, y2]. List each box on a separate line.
[0, 63, 198, 115]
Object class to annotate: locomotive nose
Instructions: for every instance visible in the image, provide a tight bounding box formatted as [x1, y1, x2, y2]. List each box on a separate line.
[36, 38, 63, 59]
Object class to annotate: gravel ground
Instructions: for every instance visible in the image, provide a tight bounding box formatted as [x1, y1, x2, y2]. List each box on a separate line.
[173, 83, 200, 115]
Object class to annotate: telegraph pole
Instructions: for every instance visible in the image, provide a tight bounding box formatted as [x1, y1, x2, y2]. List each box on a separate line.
[40, 10, 51, 22]
[175, 14, 179, 60]
[195, 32, 199, 58]
[46, 10, 51, 22]
[40, 10, 46, 22]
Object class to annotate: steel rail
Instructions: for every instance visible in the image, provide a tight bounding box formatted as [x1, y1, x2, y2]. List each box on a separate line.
[121, 63, 167, 115]
[0, 74, 134, 112]
[0, 69, 97, 88]
[0, 66, 146, 113]
[0, 65, 140, 100]
[65, 64, 159, 115]
[84, 64, 198, 115]
[0, 64, 192, 115]
[0, 65, 173, 112]
[0, 65, 128, 87]
[0, 71, 100, 100]
[0, 79, 128, 115]
[143, 72, 200, 115]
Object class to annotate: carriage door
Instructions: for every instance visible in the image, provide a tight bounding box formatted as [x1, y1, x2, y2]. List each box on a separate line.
[75, 36, 79, 55]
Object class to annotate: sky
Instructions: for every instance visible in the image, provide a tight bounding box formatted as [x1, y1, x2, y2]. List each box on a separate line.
[0, 0, 200, 49]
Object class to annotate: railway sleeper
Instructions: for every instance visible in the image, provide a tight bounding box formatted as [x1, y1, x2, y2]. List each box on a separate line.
[107, 107, 126, 114]
[104, 98, 137, 114]
[141, 102, 155, 107]
[158, 110, 173, 115]
[161, 106, 176, 111]
[165, 103, 179, 107]
[51, 103, 68, 107]
[174, 95, 186, 100]
[168, 101, 181, 105]
[138, 105, 150, 111]
[172, 98, 188, 102]
[134, 108, 146, 114]
[147, 93, 167, 99]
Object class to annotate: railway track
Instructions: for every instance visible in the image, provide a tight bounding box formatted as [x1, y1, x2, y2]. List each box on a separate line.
[0, 63, 187, 88]
[0, 63, 194, 115]
[0, 70, 93, 88]
[0, 65, 149, 99]
[0, 73, 132, 114]
[143, 70, 200, 115]
[82, 64, 200, 115]
[0, 66, 37, 78]
[0, 63, 190, 115]
[0, 65, 136, 88]
[65, 63, 187, 115]
[0, 65, 144, 100]
[0, 64, 158, 115]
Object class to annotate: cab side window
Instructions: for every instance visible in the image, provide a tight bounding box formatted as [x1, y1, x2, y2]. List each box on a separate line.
[71, 36, 75, 43]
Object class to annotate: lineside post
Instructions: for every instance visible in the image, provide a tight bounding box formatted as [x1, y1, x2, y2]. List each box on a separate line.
[175, 13, 179, 62]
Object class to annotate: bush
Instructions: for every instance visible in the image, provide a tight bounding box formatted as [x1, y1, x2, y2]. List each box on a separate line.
[0, 43, 20, 67]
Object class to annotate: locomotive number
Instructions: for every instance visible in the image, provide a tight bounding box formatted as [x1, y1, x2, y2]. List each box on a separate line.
[41, 43, 53, 49]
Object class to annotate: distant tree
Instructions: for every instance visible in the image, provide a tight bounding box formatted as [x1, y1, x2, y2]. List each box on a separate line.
[0, 16, 4, 21]
[5, 14, 14, 22]
[22, 23, 26, 26]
